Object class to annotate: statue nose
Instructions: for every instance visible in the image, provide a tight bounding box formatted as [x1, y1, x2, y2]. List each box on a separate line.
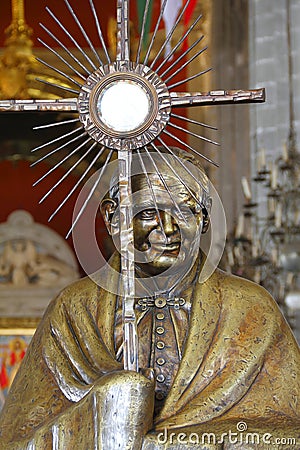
[160, 211, 177, 235]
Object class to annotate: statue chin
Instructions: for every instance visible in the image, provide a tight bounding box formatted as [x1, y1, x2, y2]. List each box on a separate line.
[138, 255, 178, 276]
[136, 249, 196, 279]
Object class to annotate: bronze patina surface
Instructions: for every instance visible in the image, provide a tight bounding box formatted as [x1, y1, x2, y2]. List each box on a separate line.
[0, 150, 299, 450]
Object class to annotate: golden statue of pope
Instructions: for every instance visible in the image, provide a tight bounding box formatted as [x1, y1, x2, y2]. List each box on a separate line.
[0, 149, 299, 449]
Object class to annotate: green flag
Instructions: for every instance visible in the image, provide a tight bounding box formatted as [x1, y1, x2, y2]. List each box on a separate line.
[136, 0, 153, 51]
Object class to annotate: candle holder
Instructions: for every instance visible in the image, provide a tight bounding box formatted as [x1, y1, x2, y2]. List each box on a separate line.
[225, 146, 300, 336]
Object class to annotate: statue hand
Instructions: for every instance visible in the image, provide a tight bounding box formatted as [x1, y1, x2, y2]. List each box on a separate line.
[89, 370, 155, 449]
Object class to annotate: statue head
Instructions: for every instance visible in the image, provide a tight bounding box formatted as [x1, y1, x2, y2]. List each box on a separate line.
[101, 147, 211, 277]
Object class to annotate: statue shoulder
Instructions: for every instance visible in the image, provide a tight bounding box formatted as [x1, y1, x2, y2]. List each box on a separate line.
[46, 275, 99, 314]
[209, 269, 299, 353]
[60, 275, 97, 296]
[212, 268, 283, 320]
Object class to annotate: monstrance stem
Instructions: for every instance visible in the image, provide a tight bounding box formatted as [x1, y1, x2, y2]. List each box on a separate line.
[116, 0, 138, 372]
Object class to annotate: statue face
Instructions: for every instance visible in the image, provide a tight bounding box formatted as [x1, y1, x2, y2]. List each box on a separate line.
[131, 174, 205, 276]
[101, 169, 209, 278]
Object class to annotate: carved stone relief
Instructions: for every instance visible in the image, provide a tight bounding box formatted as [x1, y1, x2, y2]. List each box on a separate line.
[0, 210, 79, 318]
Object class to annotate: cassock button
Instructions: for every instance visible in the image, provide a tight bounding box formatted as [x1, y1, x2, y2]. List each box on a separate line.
[156, 326, 165, 335]
[156, 341, 165, 349]
[155, 391, 165, 400]
[155, 297, 167, 308]
[157, 357, 165, 365]
[156, 374, 165, 383]
[156, 313, 165, 320]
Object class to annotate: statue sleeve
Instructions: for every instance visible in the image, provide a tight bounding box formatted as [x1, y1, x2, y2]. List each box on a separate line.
[43, 281, 122, 401]
[0, 279, 126, 446]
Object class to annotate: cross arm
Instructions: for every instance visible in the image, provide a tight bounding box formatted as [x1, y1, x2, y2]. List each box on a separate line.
[0, 98, 78, 112]
[170, 88, 265, 107]
[0, 89, 265, 112]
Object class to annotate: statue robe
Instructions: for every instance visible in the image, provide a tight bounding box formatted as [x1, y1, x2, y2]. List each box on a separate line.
[0, 262, 299, 449]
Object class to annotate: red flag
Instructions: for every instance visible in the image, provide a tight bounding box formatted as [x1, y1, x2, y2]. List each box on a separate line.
[183, 0, 197, 52]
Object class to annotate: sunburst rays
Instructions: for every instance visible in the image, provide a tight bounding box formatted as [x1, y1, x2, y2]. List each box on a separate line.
[32, 0, 217, 236]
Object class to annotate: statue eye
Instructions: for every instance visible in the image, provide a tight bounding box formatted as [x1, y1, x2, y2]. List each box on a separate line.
[179, 205, 195, 217]
[174, 204, 201, 223]
[137, 209, 157, 220]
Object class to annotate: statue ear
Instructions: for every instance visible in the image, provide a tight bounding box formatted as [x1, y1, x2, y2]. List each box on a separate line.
[100, 199, 118, 236]
[202, 198, 212, 234]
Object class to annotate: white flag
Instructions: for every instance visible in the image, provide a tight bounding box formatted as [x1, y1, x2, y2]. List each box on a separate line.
[162, 0, 182, 57]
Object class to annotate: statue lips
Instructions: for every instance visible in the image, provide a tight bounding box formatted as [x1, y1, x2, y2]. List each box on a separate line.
[150, 241, 181, 257]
